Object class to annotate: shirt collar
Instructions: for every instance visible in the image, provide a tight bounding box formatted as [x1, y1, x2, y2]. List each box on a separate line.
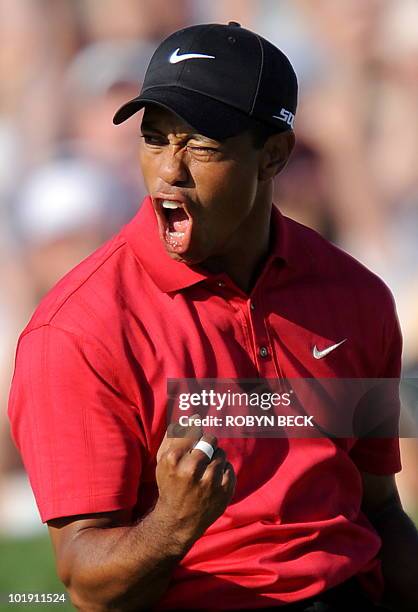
[123, 196, 297, 293]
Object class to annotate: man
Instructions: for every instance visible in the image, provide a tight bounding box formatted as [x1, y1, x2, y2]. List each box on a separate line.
[8, 22, 418, 612]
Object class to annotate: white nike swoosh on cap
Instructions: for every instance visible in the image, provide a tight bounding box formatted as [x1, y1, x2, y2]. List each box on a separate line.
[312, 339, 347, 359]
[169, 48, 215, 64]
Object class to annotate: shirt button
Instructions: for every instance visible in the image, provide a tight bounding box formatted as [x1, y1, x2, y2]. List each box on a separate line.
[217, 281, 225, 287]
[259, 346, 269, 358]
[250, 302, 255, 311]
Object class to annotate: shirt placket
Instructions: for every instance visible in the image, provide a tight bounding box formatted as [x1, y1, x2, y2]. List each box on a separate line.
[246, 294, 279, 378]
[213, 273, 281, 379]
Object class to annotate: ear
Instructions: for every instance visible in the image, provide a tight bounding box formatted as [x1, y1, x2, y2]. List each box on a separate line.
[258, 131, 295, 181]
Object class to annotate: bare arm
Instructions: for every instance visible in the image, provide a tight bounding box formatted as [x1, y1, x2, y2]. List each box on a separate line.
[361, 471, 418, 612]
[48, 424, 236, 611]
[48, 505, 189, 611]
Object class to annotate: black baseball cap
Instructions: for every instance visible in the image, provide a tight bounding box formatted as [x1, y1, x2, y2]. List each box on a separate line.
[113, 22, 298, 140]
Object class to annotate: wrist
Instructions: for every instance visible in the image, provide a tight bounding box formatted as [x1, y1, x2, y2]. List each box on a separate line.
[150, 499, 198, 557]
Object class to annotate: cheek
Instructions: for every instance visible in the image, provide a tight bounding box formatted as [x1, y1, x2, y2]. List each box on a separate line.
[193, 160, 259, 216]
[138, 149, 157, 190]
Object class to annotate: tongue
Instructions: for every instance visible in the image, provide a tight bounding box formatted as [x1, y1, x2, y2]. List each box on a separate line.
[168, 208, 189, 232]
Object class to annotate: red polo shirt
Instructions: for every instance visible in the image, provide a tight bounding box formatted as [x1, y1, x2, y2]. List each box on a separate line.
[8, 196, 401, 610]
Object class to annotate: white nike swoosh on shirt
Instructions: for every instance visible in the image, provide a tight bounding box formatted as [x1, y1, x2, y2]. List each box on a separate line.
[312, 339, 347, 359]
[169, 48, 216, 64]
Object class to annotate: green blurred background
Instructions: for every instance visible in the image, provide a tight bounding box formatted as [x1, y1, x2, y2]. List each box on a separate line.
[0, 533, 72, 610]
[1, 0, 417, 609]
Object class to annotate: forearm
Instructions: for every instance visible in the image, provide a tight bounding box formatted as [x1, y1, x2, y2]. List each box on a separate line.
[63, 503, 195, 611]
[369, 500, 418, 612]
[52, 424, 235, 610]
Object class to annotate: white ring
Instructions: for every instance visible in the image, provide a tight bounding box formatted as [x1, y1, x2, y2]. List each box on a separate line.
[193, 440, 215, 461]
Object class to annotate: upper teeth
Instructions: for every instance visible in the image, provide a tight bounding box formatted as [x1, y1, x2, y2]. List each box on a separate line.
[162, 200, 180, 209]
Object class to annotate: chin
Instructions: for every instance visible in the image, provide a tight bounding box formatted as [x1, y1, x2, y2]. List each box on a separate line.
[165, 248, 202, 266]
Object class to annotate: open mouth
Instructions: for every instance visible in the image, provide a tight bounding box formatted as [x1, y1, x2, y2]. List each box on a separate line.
[156, 199, 193, 254]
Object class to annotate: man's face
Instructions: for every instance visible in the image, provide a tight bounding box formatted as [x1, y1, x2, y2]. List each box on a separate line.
[139, 105, 263, 265]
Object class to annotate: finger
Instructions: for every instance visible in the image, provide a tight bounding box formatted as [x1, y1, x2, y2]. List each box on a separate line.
[157, 415, 203, 462]
[169, 414, 203, 440]
[221, 462, 236, 500]
[201, 448, 227, 486]
[178, 435, 218, 481]
[189, 434, 218, 461]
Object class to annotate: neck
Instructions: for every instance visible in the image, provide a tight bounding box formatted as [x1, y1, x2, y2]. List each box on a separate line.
[203, 192, 273, 294]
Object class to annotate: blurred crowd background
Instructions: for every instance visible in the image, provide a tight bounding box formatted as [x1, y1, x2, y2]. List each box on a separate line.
[1, 0, 418, 540]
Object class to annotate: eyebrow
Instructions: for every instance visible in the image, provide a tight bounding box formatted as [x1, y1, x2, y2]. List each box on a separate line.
[141, 122, 218, 144]
[140, 122, 164, 134]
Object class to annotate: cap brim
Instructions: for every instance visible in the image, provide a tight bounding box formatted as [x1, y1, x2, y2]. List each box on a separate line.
[112, 86, 254, 140]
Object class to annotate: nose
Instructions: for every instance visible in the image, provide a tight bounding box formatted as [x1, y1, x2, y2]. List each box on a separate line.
[159, 146, 190, 186]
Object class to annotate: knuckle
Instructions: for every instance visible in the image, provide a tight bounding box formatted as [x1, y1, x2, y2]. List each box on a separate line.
[203, 434, 218, 448]
[214, 448, 226, 460]
[223, 463, 236, 482]
[208, 450, 226, 468]
[166, 422, 180, 437]
[162, 448, 183, 466]
[228, 464, 237, 479]
[179, 462, 200, 480]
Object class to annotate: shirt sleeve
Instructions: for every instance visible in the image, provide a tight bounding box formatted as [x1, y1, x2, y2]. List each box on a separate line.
[349, 293, 403, 475]
[8, 324, 144, 522]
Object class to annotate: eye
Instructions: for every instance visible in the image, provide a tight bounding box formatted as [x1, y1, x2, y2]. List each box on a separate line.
[187, 144, 218, 155]
[141, 134, 165, 146]
[189, 146, 216, 152]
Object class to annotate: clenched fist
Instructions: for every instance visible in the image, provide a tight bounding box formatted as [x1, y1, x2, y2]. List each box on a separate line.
[154, 417, 236, 546]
